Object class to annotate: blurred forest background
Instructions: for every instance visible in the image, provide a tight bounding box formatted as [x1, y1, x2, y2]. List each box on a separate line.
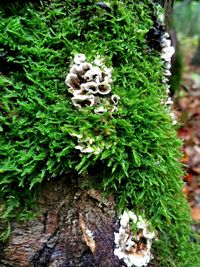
[172, 0, 200, 229]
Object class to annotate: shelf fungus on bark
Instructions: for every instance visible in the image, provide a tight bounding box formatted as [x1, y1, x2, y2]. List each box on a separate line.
[74, 53, 86, 65]
[66, 54, 120, 154]
[81, 82, 98, 94]
[65, 53, 119, 113]
[153, 4, 177, 125]
[114, 210, 156, 267]
[160, 32, 177, 125]
[71, 95, 95, 109]
[161, 32, 175, 95]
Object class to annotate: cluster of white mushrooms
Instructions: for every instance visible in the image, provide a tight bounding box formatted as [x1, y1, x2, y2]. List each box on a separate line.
[65, 54, 119, 154]
[156, 3, 177, 125]
[161, 32, 177, 125]
[161, 32, 175, 94]
[65, 54, 120, 114]
[114, 210, 156, 267]
[70, 131, 113, 155]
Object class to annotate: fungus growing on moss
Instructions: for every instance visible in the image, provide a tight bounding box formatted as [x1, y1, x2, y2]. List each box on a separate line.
[65, 54, 119, 112]
[71, 95, 95, 109]
[66, 54, 120, 154]
[81, 82, 98, 94]
[160, 30, 177, 124]
[70, 130, 113, 155]
[151, 4, 176, 123]
[74, 53, 86, 65]
[114, 211, 155, 267]
[111, 94, 120, 106]
[161, 32, 175, 90]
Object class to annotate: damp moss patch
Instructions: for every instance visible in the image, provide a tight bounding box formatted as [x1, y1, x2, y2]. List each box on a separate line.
[0, 0, 200, 265]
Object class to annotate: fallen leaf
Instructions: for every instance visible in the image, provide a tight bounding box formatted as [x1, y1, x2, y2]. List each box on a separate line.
[191, 167, 200, 175]
[181, 154, 189, 164]
[177, 127, 191, 140]
[191, 207, 200, 221]
[182, 185, 190, 197]
[183, 173, 193, 184]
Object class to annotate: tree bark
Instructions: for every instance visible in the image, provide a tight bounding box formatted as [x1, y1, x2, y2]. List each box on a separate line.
[0, 177, 121, 267]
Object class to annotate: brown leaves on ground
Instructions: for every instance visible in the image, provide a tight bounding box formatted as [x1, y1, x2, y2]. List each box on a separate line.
[173, 38, 200, 223]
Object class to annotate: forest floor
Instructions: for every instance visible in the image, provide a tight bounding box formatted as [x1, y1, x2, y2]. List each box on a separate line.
[173, 35, 200, 232]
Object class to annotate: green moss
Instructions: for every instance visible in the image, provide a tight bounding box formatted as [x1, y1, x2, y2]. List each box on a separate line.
[0, 0, 199, 265]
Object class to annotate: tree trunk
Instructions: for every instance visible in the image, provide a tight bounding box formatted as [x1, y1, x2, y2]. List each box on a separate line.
[0, 1, 172, 266]
[191, 37, 200, 65]
[0, 177, 121, 267]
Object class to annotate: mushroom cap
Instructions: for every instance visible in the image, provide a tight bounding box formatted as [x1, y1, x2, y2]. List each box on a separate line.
[98, 82, 111, 95]
[74, 53, 86, 65]
[161, 46, 175, 62]
[94, 56, 104, 67]
[81, 82, 98, 94]
[65, 73, 80, 90]
[94, 106, 108, 114]
[71, 95, 95, 109]
[111, 94, 120, 105]
[84, 67, 103, 82]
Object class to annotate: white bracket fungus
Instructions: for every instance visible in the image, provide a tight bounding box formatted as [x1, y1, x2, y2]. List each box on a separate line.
[161, 32, 175, 94]
[66, 54, 120, 154]
[160, 32, 177, 125]
[65, 54, 120, 113]
[114, 210, 156, 267]
[71, 131, 113, 155]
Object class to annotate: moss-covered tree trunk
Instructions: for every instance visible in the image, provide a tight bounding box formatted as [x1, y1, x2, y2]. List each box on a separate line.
[0, 1, 170, 266]
[0, 0, 172, 267]
[1, 1, 199, 266]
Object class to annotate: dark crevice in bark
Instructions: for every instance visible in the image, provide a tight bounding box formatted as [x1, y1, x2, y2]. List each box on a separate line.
[31, 234, 59, 266]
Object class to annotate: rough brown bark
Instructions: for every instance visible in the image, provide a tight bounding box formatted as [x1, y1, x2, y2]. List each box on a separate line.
[163, 0, 173, 30]
[0, 177, 121, 267]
